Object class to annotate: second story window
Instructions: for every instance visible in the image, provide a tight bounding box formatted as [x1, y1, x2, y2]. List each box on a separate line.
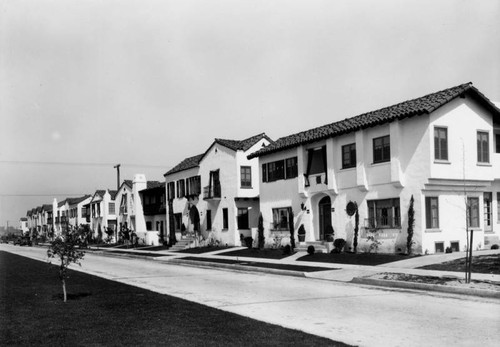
[434, 127, 448, 161]
[477, 131, 489, 163]
[342, 143, 356, 169]
[262, 156, 298, 183]
[495, 133, 500, 153]
[186, 176, 201, 196]
[109, 202, 115, 215]
[373, 135, 390, 164]
[167, 182, 175, 201]
[285, 157, 298, 178]
[240, 166, 252, 188]
[177, 179, 185, 198]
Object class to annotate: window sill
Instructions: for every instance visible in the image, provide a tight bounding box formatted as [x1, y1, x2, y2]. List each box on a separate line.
[222, 228, 228, 232]
[468, 228, 482, 231]
[240, 186, 253, 189]
[371, 161, 390, 167]
[270, 229, 289, 232]
[425, 228, 442, 233]
[434, 160, 450, 165]
[476, 162, 492, 167]
[340, 166, 356, 171]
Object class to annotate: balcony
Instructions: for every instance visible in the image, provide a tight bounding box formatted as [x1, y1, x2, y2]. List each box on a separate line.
[203, 183, 221, 200]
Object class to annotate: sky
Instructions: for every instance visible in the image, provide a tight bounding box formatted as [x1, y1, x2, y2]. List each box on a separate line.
[1, 0, 499, 228]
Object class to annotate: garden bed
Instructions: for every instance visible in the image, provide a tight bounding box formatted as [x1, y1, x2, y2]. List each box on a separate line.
[175, 246, 234, 254]
[418, 254, 500, 274]
[297, 252, 418, 265]
[181, 256, 334, 272]
[219, 247, 293, 259]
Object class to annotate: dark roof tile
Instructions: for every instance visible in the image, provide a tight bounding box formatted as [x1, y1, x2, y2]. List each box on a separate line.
[248, 82, 500, 158]
[164, 154, 204, 176]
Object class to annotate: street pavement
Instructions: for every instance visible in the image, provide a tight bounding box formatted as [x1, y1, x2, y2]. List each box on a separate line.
[1, 244, 499, 347]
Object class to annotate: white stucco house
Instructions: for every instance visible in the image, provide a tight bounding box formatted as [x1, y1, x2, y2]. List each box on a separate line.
[89, 189, 117, 240]
[165, 133, 273, 247]
[248, 82, 500, 254]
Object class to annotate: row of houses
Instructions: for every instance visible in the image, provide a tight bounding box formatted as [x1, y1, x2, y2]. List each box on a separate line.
[25, 177, 167, 245]
[24, 82, 500, 254]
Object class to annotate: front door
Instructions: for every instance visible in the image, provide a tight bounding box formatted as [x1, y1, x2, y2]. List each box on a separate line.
[318, 196, 332, 241]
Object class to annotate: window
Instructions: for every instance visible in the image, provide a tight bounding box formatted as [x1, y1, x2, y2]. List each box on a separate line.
[450, 241, 460, 252]
[262, 157, 298, 183]
[167, 182, 175, 200]
[186, 175, 201, 196]
[367, 198, 401, 228]
[477, 131, 489, 163]
[467, 197, 479, 228]
[434, 127, 448, 161]
[237, 208, 249, 229]
[108, 202, 115, 215]
[285, 157, 298, 179]
[146, 221, 152, 231]
[373, 135, 390, 163]
[272, 207, 290, 230]
[435, 242, 444, 253]
[307, 147, 326, 175]
[222, 208, 228, 229]
[174, 213, 182, 231]
[496, 133, 500, 153]
[240, 166, 252, 188]
[207, 170, 221, 198]
[206, 210, 212, 231]
[425, 197, 439, 229]
[177, 179, 185, 198]
[342, 143, 356, 169]
[484, 192, 492, 231]
[497, 193, 500, 224]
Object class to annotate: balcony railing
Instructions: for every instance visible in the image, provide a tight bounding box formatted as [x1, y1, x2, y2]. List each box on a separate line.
[203, 183, 221, 200]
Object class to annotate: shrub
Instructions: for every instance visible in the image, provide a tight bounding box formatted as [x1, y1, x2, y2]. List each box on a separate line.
[258, 213, 265, 249]
[307, 245, 315, 255]
[283, 244, 292, 255]
[445, 247, 453, 253]
[491, 244, 499, 250]
[244, 237, 253, 249]
[406, 195, 415, 255]
[333, 238, 346, 253]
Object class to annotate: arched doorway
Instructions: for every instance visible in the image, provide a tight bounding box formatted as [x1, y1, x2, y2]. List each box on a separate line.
[318, 196, 332, 241]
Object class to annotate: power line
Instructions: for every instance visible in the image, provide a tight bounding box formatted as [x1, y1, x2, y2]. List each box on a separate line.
[0, 160, 171, 169]
[0, 194, 90, 197]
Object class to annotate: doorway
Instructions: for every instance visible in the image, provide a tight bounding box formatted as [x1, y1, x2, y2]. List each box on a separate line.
[318, 196, 332, 241]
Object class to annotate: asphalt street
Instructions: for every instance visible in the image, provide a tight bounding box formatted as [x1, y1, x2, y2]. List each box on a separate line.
[2, 244, 499, 347]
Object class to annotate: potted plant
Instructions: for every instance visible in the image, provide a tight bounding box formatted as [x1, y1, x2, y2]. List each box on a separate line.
[298, 224, 306, 242]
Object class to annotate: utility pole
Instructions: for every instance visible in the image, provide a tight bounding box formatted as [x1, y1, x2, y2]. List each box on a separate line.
[114, 164, 121, 190]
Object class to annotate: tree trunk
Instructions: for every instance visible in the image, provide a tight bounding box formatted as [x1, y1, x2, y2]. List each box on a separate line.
[62, 279, 67, 302]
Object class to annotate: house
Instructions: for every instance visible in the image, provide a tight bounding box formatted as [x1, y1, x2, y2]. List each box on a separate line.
[40, 204, 54, 238]
[139, 180, 166, 244]
[67, 195, 92, 228]
[165, 133, 273, 247]
[248, 82, 500, 254]
[89, 189, 117, 240]
[115, 176, 166, 245]
[19, 218, 29, 234]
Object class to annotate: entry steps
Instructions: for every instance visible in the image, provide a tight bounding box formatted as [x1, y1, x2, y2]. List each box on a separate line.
[169, 237, 196, 251]
[295, 241, 329, 254]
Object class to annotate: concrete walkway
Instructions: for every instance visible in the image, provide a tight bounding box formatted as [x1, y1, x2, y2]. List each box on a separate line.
[94, 246, 500, 295]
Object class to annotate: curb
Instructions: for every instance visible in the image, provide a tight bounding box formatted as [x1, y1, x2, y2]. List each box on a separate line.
[351, 277, 500, 299]
[164, 258, 307, 278]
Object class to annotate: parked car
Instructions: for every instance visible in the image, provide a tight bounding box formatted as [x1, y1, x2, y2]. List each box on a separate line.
[14, 236, 32, 246]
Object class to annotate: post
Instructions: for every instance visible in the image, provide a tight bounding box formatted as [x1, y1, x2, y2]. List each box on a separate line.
[114, 164, 121, 190]
[468, 230, 474, 283]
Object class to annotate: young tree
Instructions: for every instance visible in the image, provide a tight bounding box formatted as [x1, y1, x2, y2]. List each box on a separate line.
[47, 231, 85, 302]
[406, 195, 415, 255]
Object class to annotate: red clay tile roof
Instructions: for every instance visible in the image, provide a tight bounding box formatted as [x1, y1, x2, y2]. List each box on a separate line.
[67, 195, 92, 206]
[165, 133, 273, 176]
[164, 154, 205, 176]
[248, 82, 500, 159]
[215, 133, 273, 152]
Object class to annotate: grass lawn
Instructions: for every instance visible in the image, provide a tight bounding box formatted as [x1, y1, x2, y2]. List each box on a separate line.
[297, 252, 418, 265]
[0, 251, 349, 346]
[181, 256, 335, 273]
[219, 247, 293, 260]
[176, 246, 234, 254]
[419, 253, 500, 274]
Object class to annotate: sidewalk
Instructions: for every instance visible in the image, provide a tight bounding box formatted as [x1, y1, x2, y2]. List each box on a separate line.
[92, 245, 500, 298]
